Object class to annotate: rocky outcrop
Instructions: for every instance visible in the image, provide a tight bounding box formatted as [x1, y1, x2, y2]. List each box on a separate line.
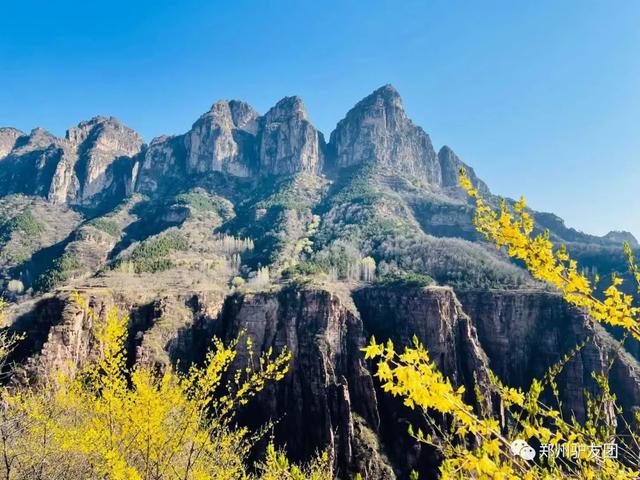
[135, 135, 188, 194]
[9, 293, 101, 383]
[328, 85, 442, 184]
[186, 100, 259, 176]
[438, 146, 489, 195]
[0, 128, 66, 198]
[604, 230, 639, 248]
[136, 96, 323, 191]
[214, 288, 386, 477]
[0, 127, 24, 160]
[0, 118, 143, 208]
[258, 96, 323, 176]
[63, 116, 143, 205]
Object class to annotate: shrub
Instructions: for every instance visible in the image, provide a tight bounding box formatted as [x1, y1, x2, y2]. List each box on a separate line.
[175, 190, 234, 218]
[86, 218, 120, 237]
[375, 272, 435, 288]
[0, 294, 332, 479]
[11, 209, 46, 236]
[363, 336, 640, 479]
[34, 252, 82, 291]
[116, 232, 189, 274]
[0, 209, 45, 241]
[328, 164, 381, 207]
[281, 262, 325, 279]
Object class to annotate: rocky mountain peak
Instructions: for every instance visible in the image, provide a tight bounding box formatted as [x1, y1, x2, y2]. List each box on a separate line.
[185, 99, 259, 176]
[65, 116, 138, 147]
[227, 100, 260, 132]
[17, 116, 142, 206]
[200, 100, 259, 133]
[328, 85, 441, 184]
[258, 96, 323, 176]
[437, 146, 488, 194]
[370, 83, 403, 106]
[0, 127, 25, 159]
[265, 96, 309, 122]
[604, 230, 639, 247]
[1, 87, 491, 206]
[25, 128, 60, 149]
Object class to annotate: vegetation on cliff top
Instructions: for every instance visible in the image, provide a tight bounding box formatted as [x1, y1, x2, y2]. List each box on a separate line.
[175, 189, 234, 219]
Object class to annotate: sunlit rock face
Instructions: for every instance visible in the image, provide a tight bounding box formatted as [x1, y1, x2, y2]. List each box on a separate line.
[186, 100, 259, 176]
[0, 127, 24, 160]
[0, 118, 143, 207]
[329, 85, 442, 184]
[258, 96, 324, 176]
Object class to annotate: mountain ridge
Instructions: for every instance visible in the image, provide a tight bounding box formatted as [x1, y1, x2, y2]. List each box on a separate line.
[2, 86, 635, 247]
[0, 85, 488, 206]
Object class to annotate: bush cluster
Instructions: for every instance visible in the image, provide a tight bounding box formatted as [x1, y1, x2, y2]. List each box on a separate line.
[86, 218, 121, 237]
[0, 209, 45, 242]
[375, 272, 435, 288]
[116, 232, 189, 273]
[34, 252, 81, 291]
[175, 190, 234, 218]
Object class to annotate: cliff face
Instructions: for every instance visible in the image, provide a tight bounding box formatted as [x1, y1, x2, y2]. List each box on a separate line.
[214, 289, 385, 477]
[328, 85, 442, 184]
[353, 286, 494, 477]
[458, 290, 640, 422]
[185, 100, 259, 176]
[6, 285, 503, 478]
[258, 97, 324, 176]
[62, 117, 144, 205]
[0, 118, 143, 208]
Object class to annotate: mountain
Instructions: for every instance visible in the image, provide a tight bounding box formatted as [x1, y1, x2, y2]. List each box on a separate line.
[1, 85, 639, 478]
[0, 118, 142, 207]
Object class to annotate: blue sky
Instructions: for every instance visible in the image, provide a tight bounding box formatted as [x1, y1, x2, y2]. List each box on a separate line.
[1, 0, 639, 239]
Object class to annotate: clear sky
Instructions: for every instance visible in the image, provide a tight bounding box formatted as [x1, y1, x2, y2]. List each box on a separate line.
[1, 0, 639, 239]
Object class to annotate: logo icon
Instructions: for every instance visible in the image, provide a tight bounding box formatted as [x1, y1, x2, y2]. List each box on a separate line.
[510, 439, 536, 460]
